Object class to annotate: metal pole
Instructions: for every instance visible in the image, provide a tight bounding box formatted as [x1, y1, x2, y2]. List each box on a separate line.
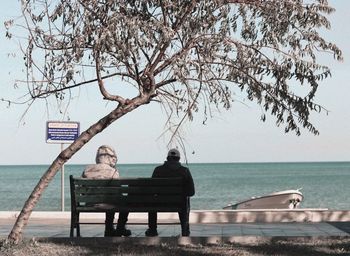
[61, 143, 65, 212]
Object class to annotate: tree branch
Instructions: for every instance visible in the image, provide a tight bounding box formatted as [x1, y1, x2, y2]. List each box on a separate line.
[94, 50, 127, 104]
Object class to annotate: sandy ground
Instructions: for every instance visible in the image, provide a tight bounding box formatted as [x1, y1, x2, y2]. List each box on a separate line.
[1, 236, 350, 256]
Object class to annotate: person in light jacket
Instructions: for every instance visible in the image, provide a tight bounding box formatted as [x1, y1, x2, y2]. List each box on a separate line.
[82, 145, 130, 237]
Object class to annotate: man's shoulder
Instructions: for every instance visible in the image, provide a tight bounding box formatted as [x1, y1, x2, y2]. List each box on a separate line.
[175, 163, 190, 172]
[152, 165, 163, 174]
[154, 164, 164, 170]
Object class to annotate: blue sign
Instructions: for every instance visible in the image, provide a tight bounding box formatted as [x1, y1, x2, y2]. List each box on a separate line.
[46, 121, 80, 144]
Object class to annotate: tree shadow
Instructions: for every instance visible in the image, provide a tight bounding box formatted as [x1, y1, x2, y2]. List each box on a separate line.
[34, 237, 350, 256]
[2, 237, 350, 256]
[236, 237, 350, 256]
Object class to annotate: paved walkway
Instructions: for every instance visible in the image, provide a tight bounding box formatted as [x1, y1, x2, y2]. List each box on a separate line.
[1, 218, 349, 238]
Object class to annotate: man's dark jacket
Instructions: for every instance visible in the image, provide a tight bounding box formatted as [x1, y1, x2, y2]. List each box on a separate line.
[152, 160, 195, 197]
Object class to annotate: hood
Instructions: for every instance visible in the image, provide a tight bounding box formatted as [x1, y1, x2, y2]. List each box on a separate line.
[95, 145, 117, 167]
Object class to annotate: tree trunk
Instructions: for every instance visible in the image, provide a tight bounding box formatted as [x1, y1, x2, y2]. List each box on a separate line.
[8, 96, 148, 243]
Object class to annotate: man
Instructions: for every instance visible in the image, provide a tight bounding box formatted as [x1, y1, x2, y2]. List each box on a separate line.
[82, 145, 130, 237]
[145, 148, 195, 237]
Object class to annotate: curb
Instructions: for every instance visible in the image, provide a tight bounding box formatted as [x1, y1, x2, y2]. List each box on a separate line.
[2, 209, 349, 223]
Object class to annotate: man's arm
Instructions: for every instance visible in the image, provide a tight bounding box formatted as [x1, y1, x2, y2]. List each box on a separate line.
[151, 166, 161, 178]
[185, 168, 195, 197]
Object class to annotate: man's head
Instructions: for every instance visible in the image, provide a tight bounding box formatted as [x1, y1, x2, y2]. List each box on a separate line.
[95, 145, 117, 167]
[167, 148, 180, 161]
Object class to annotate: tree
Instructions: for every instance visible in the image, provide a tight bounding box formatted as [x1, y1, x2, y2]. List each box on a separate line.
[5, 0, 342, 243]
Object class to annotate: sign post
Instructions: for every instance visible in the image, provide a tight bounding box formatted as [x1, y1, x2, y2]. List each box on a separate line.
[46, 121, 80, 212]
[60, 143, 64, 212]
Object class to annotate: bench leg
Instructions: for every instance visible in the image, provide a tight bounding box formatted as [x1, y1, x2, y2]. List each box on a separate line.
[70, 211, 75, 237]
[77, 226, 80, 237]
[76, 212, 81, 237]
[70, 223, 74, 237]
[70, 212, 80, 237]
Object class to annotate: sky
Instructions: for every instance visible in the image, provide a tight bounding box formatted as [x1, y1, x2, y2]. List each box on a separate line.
[0, 1, 349, 165]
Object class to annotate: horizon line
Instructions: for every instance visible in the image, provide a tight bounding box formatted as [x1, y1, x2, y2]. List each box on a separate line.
[0, 160, 350, 166]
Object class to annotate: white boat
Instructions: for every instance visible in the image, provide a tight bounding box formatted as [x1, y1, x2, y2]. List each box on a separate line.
[223, 189, 303, 210]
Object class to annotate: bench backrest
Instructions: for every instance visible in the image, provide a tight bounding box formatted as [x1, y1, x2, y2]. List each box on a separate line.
[70, 175, 185, 212]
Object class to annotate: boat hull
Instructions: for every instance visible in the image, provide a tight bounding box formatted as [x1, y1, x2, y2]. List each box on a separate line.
[224, 190, 303, 210]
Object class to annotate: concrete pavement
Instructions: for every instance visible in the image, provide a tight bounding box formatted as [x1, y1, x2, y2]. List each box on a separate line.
[1, 210, 349, 239]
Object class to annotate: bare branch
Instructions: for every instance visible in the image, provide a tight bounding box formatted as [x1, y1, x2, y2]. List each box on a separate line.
[94, 50, 126, 104]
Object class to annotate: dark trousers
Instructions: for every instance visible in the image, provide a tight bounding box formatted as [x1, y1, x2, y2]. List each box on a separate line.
[105, 212, 129, 231]
[116, 212, 129, 230]
[148, 198, 191, 236]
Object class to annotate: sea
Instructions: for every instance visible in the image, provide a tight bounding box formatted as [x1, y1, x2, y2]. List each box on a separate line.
[0, 162, 349, 211]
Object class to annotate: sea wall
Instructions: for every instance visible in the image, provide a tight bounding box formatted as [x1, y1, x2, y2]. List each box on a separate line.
[1, 209, 350, 224]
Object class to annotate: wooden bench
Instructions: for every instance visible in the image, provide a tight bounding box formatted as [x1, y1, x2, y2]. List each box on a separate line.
[69, 175, 185, 237]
